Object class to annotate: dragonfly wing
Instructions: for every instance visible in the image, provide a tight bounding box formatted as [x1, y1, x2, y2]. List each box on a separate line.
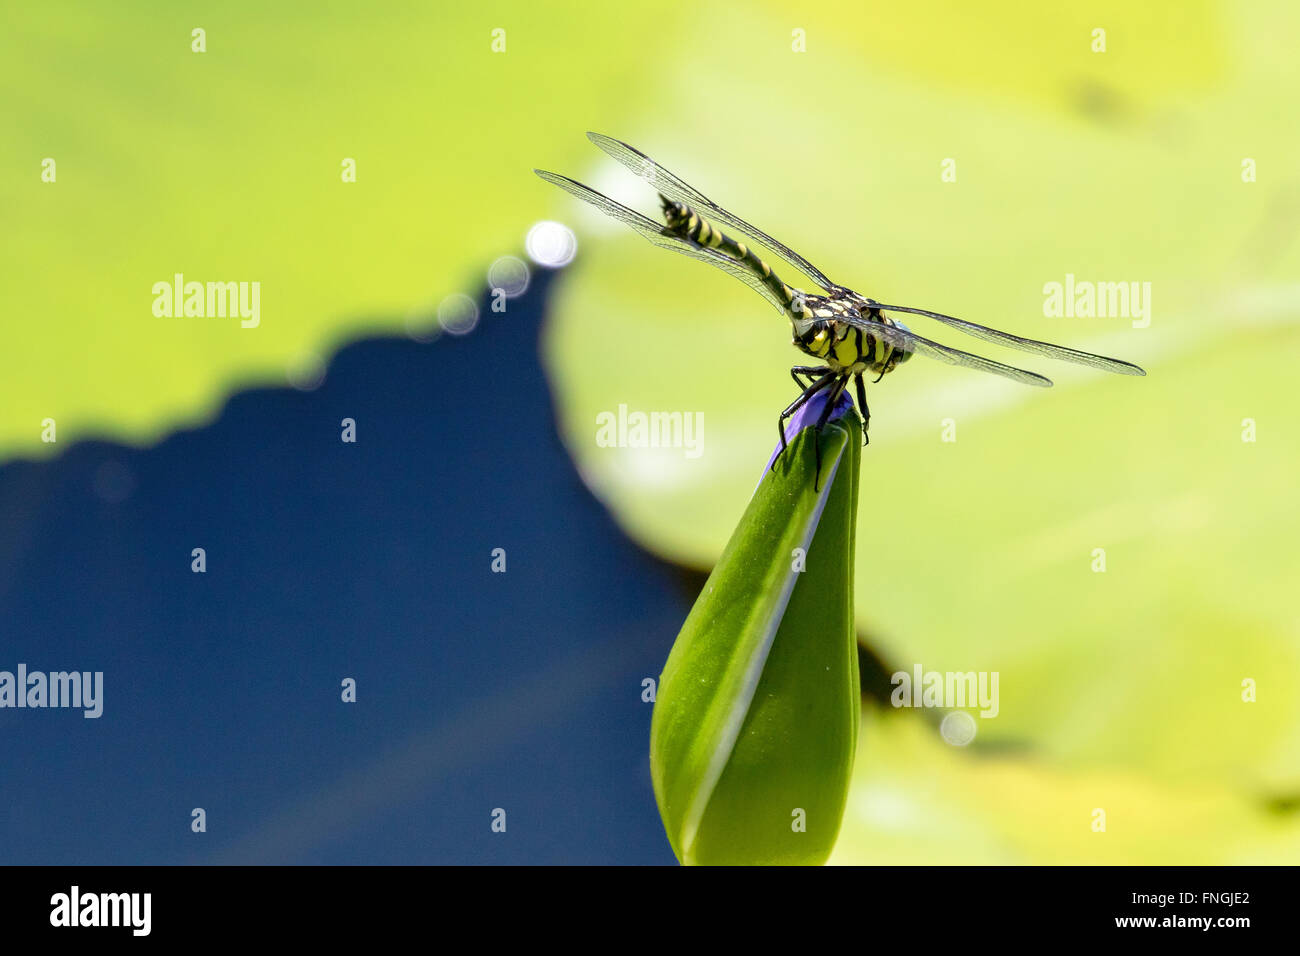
[871, 303, 1147, 376]
[534, 169, 787, 313]
[586, 132, 839, 293]
[840, 313, 1053, 387]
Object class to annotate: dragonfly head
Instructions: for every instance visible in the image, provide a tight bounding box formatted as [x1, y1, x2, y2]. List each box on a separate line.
[890, 320, 915, 366]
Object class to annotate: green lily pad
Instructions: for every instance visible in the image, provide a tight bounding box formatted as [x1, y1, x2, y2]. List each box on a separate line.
[1, 1, 673, 460]
[830, 708, 1300, 864]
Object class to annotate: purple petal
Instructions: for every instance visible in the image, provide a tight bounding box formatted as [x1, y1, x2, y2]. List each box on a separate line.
[760, 383, 857, 476]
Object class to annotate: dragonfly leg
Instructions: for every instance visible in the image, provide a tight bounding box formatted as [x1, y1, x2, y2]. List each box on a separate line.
[790, 365, 830, 389]
[854, 373, 870, 445]
[774, 371, 836, 470]
[812, 377, 849, 490]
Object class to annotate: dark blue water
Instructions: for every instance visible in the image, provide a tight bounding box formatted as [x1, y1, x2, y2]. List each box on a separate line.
[0, 270, 688, 864]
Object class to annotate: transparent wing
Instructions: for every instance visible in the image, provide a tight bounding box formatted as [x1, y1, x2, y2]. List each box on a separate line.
[870, 302, 1146, 376]
[586, 132, 839, 293]
[839, 313, 1053, 387]
[535, 169, 788, 313]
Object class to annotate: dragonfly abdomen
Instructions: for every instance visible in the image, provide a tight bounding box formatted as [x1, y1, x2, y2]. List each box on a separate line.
[659, 196, 796, 308]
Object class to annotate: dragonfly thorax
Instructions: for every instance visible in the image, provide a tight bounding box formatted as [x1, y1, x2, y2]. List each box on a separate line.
[791, 297, 912, 375]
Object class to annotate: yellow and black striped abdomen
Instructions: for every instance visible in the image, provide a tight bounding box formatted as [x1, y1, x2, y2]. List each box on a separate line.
[659, 196, 796, 309]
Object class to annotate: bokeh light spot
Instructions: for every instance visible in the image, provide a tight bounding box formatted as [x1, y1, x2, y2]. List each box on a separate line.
[487, 255, 530, 298]
[525, 220, 577, 268]
[438, 294, 480, 336]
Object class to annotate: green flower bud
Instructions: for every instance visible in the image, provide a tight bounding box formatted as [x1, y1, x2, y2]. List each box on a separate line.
[651, 391, 862, 865]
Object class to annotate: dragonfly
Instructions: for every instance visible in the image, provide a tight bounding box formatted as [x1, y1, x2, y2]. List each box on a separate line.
[536, 133, 1146, 486]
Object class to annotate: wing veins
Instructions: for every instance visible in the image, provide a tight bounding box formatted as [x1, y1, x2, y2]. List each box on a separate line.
[871, 303, 1146, 376]
[586, 132, 838, 293]
[838, 312, 1053, 387]
[534, 169, 786, 312]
